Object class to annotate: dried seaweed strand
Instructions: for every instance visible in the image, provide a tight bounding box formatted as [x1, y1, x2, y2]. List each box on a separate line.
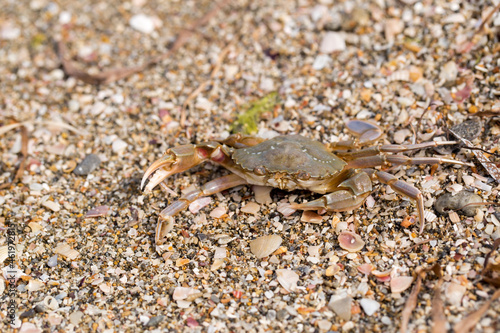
[476, 3, 500, 33]
[431, 279, 446, 333]
[449, 128, 500, 183]
[400, 271, 424, 333]
[57, 0, 229, 85]
[453, 289, 500, 333]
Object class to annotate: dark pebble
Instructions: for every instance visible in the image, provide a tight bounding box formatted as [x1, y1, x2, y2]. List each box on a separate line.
[450, 119, 482, 141]
[20, 309, 36, 319]
[434, 191, 482, 217]
[210, 294, 220, 303]
[73, 154, 101, 176]
[146, 315, 165, 327]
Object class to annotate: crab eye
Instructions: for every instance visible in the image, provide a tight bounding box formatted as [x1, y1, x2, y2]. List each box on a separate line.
[297, 171, 310, 180]
[253, 166, 266, 175]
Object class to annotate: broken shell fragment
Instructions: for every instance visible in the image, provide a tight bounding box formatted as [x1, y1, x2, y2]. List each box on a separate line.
[250, 235, 282, 259]
[390, 276, 413, 293]
[338, 231, 365, 252]
[300, 211, 323, 224]
[276, 269, 299, 292]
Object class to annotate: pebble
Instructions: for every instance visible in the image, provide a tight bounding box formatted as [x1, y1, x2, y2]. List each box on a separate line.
[146, 315, 165, 327]
[69, 311, 83, 325]
[42, 200, 60, 212]
[450, 119, 482, 141]
[359, 298, 380, 316]
[440, 61, 458, 82]
[312, 54, 331, 70]
[18, 323, 41, 333]
[434, 191, 483, 217]
[130, 14, 156, 34]
[319, 32, 346, 53]
[328, 293, 352, 320]
[73, 154, 101, 175]
[112, 139, 128, 154]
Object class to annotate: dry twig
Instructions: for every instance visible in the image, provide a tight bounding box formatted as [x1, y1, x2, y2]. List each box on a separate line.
[453, 289, 500, 333]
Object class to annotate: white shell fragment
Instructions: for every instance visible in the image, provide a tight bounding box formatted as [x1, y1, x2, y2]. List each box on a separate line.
[276, 269, 299, 292]
[390, 276, 413, 293]
[338, 231, 365, 252]
[320, 32, 346, 53]
[328, 292, 352, 320]
[42, 200, 60, 212]
[359, 298, 380, 316]
[241, 202, 260, 215]
[27, 279, 45, 292]
[54, 243, 80, 260]
[250, 235, 282, 259]
[301, 211, 323, 224]
[253, 185, 272, 204]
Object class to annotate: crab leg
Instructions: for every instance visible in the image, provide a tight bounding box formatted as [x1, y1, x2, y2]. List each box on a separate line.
[289, 171, 372, 212]
[155, 174, 247, 244]
[338, 141, 459, 159]
[374, 171, 426, 233]
[346, 155, 473, 169]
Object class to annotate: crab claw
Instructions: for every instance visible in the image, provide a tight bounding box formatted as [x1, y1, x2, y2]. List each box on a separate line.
[141, 153, 176, 192]
[141, 144, 219, 193]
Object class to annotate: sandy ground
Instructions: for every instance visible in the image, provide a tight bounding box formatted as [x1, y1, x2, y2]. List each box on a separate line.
[1, 0, 500, 332]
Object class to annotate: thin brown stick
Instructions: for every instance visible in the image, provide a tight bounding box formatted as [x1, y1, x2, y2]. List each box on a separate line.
[476, 3, 500, 33]
[57, 0, 229, 85]
[400, 271, 424, 333]
[180, 43, 233, 127]
[453, 289, 500, 333]
[431, 279, 446, 333]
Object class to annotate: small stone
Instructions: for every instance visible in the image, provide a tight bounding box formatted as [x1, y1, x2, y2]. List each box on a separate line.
[112, 139, 128, 154]
[319, 32, 346, 53]
[440, 61, 458, 82]
[73, 154, 101, 175]
[328, 293, 352, 320]
[69, 311, 83, 325]
[359, 298, 380, 316]
[146, 315, 165, 327]
[18, 323, 41, 333]
[312, 54, 331, 70]
[434, 191, 482, 217]
[130, 14, 156, 34]
[42, 200, 60, 212]
[450, 119, 482, 141]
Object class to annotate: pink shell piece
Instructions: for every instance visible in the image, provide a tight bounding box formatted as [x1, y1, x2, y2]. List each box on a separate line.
[85, 205, 110, 217]
[390, 276, 414, 293]
[338, 231, 365, 252]
[357, 263, 374, 276]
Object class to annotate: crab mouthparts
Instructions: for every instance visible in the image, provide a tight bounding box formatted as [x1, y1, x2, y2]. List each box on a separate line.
[140, 157, 173, 192]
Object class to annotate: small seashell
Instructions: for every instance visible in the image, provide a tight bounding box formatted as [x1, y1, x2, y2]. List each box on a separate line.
[424, 210, 437, 223]
[54, 243, 80, 260]
[338, 231, 365, 252]
[277, 202, 296, 217]
[319, 32, 346, 53]
[390, 276, 413, 293]
[85, 205, 110, 217]
[172, 287, 198, 301]
[276, 269, 299, 292]
[448, 211, 460, 223]
[44, 296, 59, 310]
[27, 279, 45, 292]
[359, 298, 380, 316]
[176, 258, 190, 267]
[241, 202, 260, 215]
[250, 235, 282, 259]
[401, 215, 416, 228]
[328, 292, 352, 320]
[189, 197, 212, 214]
[28, 222, 43, 233]
[445, 281, 466, 306]
[211, 259, 224, 271]
[18, 323, 41, 333]
[357, 263, 374, 276]
[0, 246, 9, 263]
[388, 70, 410, 82]
[62, 160, 77, 173]
[213, 247, 227, 259]
[210, 205, 227, 219]
[325, 265, 340, 277]
[300, 211, 323, 224]
[42, 200, 60, 212]
[253, 186, 272, 204]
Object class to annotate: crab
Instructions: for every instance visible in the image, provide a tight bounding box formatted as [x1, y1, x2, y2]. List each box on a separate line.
[141, 120, 472, 244]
